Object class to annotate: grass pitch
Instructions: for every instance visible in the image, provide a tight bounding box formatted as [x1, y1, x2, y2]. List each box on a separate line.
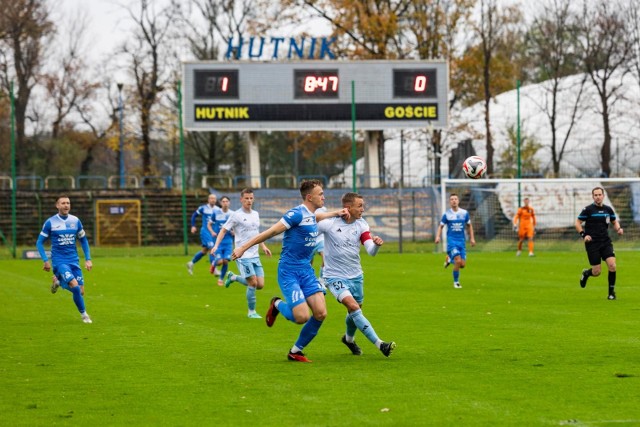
[1, 249, 640, 426]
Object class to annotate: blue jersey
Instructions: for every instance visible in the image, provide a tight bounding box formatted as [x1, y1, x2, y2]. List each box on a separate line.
[279, 204, 318, 268]
[37, 214, 90, 267]
[440, 208, 470, 249]
[212, 208, 234, 246]
[191, 204, 220, 237]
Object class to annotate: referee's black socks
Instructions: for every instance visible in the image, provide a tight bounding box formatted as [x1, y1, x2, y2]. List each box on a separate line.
[608, 271, 616, 293]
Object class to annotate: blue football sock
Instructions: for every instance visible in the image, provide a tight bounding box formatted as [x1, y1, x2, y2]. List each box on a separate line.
[208, 254, 215, 265]
[192, 252, 204, 264]
[277, 300, 295, 321]
[345, 313, 357, 338]
[453, 270, 460, 282]
[220, 262, 228, 278]
[294, 316, 323, 350]
[246, 286, 257, 311]
[349, 309, 380, 345]
[70, 286, 86, 314]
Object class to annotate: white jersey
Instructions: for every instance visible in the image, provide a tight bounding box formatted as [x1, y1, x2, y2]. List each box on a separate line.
[317, 216, 371, 279]
[223, 208, 261, 259]
[314, 206, 327, 244]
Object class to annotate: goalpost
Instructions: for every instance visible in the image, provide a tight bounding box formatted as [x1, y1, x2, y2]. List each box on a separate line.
[439, 178, 640, 252]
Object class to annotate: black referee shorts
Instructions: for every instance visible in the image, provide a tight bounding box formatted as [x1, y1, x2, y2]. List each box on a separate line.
[585, 240, 615, 265]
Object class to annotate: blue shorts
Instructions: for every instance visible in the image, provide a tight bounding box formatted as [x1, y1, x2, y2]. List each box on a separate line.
[54, 263, 84, 290]
[325, 275, 363, 304]
[447, 245, 466, 262]
[278, 265, 324, 308]
[215, 243, 233, 262]
[235, 257, 264, 279]
[200, 232, 215, 249]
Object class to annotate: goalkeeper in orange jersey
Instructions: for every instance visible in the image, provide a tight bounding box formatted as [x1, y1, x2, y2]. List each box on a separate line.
[513, 197, 536, 257]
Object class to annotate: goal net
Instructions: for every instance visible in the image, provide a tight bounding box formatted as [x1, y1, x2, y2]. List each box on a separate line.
[439, 178, 640, 252]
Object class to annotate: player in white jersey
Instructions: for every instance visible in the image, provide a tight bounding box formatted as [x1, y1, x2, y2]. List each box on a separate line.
[312, 206, 327, 282]
[435, 193, 476, 288]
[186, 193, 219, 275]
[318, 192, 396, 357]
[212, 189, 271, 318]
[36, 195, 93, 323]
[232, 180, 349, 362]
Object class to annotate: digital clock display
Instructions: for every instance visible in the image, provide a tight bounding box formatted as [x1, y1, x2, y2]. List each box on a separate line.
[194, 70, 239, 99]
[393, 69, 437, 98]
[294, 69, 339, 99]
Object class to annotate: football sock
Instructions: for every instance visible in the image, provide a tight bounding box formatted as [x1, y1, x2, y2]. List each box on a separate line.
[246, 286, 256, 311]
[70, 285, 86, 314]
[295, 316, 323, 350]
[220, 262, 228, 278]
[584, 268, 593, 278]
[277, 300, 295, 321]
[608, 271, 616, 293]
[233, 274, 248, 286]
[349, 309, 380, 345]
[528, 241, 534, 253]
[345, 314, 357, 338]
[453, 270, 460, 282]
[192, 252, 204, 264]
[209, 254, 215, 265]
[517, 241, 523, 251]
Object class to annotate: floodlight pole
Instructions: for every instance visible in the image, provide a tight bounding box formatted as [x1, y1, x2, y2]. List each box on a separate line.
[517, 80, 521, 205]
[117, 83, 125, 188]
[10, 81, 17, 258]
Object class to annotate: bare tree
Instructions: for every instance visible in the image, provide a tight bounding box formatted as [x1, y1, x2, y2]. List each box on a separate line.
[404, 0, 474, 183]
[42, 11, 100, 139]
[178, 0, 259, 177]
[0, 0, 53, 173]
[526, 0, 586, 176]
[576, 0, 634, 177]
[121, 0, 177, 176]
[472, 0, 522, 176]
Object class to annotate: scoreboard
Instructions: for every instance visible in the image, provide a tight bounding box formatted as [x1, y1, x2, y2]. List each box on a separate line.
[182, 60, 448, 131]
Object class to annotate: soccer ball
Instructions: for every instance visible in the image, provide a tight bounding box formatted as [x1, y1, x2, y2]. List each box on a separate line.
[462, 156, 487, 179]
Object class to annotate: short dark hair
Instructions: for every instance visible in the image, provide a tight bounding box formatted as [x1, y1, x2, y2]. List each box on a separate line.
[300, 179, 322, 199]
[342, 192, 362, 206]
[592, 187, 605, 196]
[56, 195, 70, 203]
[220, 196, 230, 202]
[449, 193, 458, 198]
[240, 188, 254, 197]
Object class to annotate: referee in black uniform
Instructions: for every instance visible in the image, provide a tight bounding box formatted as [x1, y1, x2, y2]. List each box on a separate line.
[575, 187, 624, 300]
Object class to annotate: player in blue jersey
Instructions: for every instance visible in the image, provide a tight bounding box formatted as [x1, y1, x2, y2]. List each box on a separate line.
[209, 196, 234, 286]
[212, 189, 272, 318]
[318, 192, 396, 357]
[36, 196, 93, 323]
[575, 187, 624, 300]
[232, 180, 349, 362]
[186, 193, 220, 275]
[435, 193, 476, 289]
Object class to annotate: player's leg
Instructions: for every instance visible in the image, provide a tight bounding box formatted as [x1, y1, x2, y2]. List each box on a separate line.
[450, 247, 465, 288]
[580, 244, 602, 288]
[225, 259, 249, 287]
[526, 229, 534, 256]
[603, 243, 617, 299]
[288, 277, 327, 361]
[59, 265, 91, 323]
[245, 261, 265, 318]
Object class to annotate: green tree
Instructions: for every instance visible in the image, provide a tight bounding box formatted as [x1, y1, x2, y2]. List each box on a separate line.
[497, 124, 542, 177]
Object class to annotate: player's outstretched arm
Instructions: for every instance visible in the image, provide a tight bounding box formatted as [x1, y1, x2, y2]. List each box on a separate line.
[232, 221, 287, 260]
[316, 208, 350, 222]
